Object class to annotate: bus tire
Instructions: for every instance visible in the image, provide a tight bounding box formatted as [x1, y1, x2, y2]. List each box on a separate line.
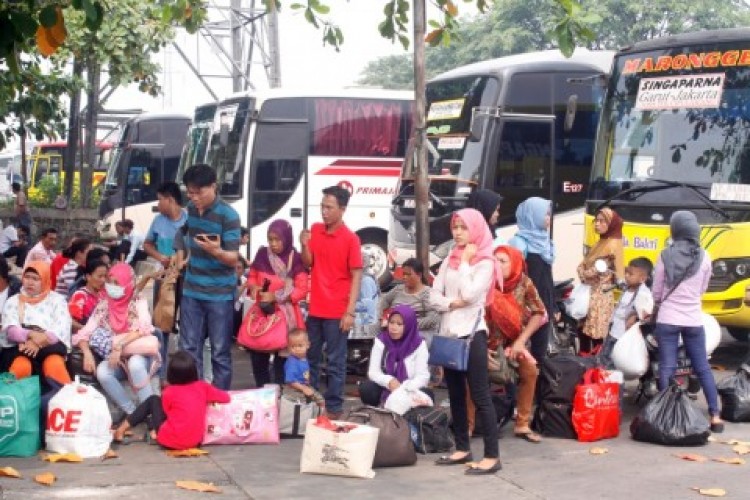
[727, 327, 750, 342]
[359, 231, 391, 287]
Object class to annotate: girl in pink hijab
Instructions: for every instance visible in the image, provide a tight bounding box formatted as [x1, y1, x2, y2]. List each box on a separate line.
[432, 208, 501, 475]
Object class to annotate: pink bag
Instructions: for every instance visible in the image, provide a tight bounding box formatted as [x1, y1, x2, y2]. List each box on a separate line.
[237, 303, 288, 352]
[203, 386, 280, 445]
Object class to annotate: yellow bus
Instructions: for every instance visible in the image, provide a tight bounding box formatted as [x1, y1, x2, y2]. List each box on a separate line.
[26, 141, 112, 194]
[585, 28, 750, 342]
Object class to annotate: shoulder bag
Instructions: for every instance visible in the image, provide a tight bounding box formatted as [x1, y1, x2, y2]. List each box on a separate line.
[427, 311, 482, 372]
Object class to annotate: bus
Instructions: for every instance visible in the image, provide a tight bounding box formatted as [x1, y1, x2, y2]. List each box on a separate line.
[175, 88, 414, 281]
[97, 112, 191, 238]
[586, 28, 750, 342]
[388, 49, 614, 269]
[179, 102, 218, 174]
[25, 140, 113, 194]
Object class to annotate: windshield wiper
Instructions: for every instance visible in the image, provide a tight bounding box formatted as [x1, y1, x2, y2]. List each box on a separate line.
[597, 179, 730, 220]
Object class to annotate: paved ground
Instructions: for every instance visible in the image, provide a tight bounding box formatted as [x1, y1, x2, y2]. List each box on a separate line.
[1, 333, 749, 500]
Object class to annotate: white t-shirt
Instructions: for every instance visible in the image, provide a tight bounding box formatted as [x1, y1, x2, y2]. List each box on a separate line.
[610, 283, 654, 339]
[0, 226, 18, 254]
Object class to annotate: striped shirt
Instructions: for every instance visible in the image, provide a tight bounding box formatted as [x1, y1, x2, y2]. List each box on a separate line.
[180, 198, 241, 301]
[55, 260, 80, 296]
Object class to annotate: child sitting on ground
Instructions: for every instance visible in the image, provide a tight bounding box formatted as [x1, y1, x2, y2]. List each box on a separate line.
[113, 350, 230, 449]
[284, 329, 325, 409]
[602, 257, 654, 367]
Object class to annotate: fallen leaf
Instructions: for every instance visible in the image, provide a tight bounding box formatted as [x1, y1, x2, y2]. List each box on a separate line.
[722, 439, 741, 445]
[175, 480, 222, 493]
[0, 466, 21, 478]
[732, 445, 750, 455]
[691, 487, 727, 497]
[675, 453, 708, 462]
[101, 449, 118, 461]
[707, 436, 719, 443]
[712, 457, 745, 465]
[589, 447, 609, 455]
[34, 472, 56, 486]
[166, 448, 209, 458]
[43, 453, 83, 463]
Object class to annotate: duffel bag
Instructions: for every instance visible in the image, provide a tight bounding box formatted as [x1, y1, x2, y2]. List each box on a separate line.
[532, 400, 577, 439]
[537, 355, 598, 403]
[344, 406, 416, 467]
[403, 406, 454, 454]
[279, 391, 322, 438]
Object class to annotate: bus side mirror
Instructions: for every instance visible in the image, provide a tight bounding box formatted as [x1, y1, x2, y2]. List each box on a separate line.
[219, 112, 231, 147]
[564, 94, 578, 133]
[469, 115, 484, 142]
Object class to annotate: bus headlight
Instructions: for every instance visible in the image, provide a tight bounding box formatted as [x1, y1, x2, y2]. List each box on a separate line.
[735, 262, 749, 277]
[713, 260, 729, 277]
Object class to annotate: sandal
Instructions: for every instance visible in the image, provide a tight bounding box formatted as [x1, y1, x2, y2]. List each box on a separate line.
[514, 430, 542, 443]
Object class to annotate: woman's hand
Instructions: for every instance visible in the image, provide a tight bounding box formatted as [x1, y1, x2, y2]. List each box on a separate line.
[462, 243, 477, 263]
[449, 298, 466, 310]
[387, 379, 401, 392]
[508, 340, 526, 361]
[83, 350, 96, 373]
[28, 330, 50, 348]
[109, 347, 122, 368]
[258, 291, 275, 303]
[20, 340, 40, 358]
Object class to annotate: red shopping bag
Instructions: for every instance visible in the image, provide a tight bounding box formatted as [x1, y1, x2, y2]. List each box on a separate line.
[572, 368, 620, 442]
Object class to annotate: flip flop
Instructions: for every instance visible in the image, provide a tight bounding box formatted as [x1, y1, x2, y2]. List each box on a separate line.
[514, 430, 542, 443]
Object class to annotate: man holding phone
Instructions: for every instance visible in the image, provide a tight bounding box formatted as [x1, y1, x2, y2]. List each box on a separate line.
[177, 164, 241, 390]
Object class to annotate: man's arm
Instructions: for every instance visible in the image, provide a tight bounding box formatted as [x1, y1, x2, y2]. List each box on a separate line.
[340, 268, 362, 332]
[300, 229, 312, 268]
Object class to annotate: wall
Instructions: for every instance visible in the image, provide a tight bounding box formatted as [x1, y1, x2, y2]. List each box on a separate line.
[0, 207, 101, 243]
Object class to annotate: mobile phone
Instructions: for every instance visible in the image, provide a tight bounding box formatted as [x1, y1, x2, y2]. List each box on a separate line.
[197, 233, 220, 242]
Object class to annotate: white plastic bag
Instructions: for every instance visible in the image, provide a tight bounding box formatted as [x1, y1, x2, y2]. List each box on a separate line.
[45, 380, 112, 458]
[300, 420, 379, 478]
[565, 283, 591, 320]
[611, 322, 649, 380]
[702, 312, 721, 355]
[383, 386, 433, 416]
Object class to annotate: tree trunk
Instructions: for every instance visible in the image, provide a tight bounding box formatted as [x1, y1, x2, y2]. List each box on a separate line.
[81, 58, 101, 208]
[65, 58, 83, 205]
[413, 1, 430, 282]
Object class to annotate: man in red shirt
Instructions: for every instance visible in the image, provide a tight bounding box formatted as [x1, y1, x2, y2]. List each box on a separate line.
[300, 186, 363, 418]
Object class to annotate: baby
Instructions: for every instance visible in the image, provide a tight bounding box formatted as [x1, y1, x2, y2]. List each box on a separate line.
[284, 329, 325, 408]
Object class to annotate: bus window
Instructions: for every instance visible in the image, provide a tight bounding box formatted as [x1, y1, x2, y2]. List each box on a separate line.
[125, 149, 158, 204]
[34, 158, 49, 185]
[493, 120, 553, 211]
[213, 100, 252, 199]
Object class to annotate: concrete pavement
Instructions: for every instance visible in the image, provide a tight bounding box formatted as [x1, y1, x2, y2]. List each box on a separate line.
[1, 338, 749, 499]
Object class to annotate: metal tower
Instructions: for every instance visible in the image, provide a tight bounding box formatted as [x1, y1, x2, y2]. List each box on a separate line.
[172, 0, 281, 100]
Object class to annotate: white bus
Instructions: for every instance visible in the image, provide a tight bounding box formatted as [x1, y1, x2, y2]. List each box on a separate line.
[177, 88, 414, 281]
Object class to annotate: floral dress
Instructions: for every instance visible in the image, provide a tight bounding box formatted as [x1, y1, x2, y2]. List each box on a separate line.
[577, 255, 616, 340]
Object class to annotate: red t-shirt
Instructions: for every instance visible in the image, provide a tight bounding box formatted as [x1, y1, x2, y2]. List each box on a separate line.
[157, 380, 230, 450]
[307, 222, 362, 319]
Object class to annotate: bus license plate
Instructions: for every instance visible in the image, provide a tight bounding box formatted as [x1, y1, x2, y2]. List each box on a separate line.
[402, 199, 432, 209]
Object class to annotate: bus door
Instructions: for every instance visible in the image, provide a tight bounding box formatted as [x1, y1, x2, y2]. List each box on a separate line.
[247, 119, 308, 251]
[488, 115, 556, 231]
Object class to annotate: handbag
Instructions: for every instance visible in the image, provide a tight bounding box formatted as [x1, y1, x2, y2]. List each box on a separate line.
[344, 405, 416, 467]
[487, 347, 519, 386]
[237, 303, 288, 352]
[428, 311, 482, 371]
[279, 390, 322, 438]
[66, 348, 100, 387]
[0, 373, 40, 457]
[572, 368, 620, 442]
[153, 267, 179, 332]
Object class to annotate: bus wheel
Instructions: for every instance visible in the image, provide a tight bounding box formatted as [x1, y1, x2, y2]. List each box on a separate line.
[727, 327, 750, 342]
[360, 233, 391, 287]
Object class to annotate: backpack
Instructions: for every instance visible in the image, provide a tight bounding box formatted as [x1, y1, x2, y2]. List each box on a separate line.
[403, 406, 454, 454]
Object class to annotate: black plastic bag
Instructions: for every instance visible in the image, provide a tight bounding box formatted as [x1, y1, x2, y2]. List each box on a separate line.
[717, 365, 750, 422]
[630, 382, 710, 446]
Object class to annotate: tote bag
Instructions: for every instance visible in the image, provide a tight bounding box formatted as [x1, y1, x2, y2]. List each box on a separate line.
[0, 373, 40, 457]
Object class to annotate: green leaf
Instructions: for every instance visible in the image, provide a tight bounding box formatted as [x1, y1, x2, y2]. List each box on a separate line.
[82, 0, 98, 23]
[557, 29, 574, 58]
[311, 3, 330, 15]
[39, 5, 58, 28]
[290, 2, 305, 9]
[85, 3, 104, 31]
[397, 33, 409, 50]
[72, 0, 83, 9]
[9, 11, 38, 38]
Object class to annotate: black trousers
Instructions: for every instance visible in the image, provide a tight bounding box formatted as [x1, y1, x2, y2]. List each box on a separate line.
[249, 350, 286, 387]
[358, 379, 434, 407]
[443, 330, 499, 459]
[126, 395, 166, 431]
[3, 244, 28, 268]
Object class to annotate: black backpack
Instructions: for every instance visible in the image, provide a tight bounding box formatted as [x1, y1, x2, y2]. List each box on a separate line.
[404, 406, 454, 454]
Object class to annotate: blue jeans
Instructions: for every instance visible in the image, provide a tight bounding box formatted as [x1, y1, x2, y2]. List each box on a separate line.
[178, 296, 235, 390]
[96, 355, 154, 414]
[307, 316, 348, 413]
[655, 323, 720, 416]
[152, 328, 168, 380]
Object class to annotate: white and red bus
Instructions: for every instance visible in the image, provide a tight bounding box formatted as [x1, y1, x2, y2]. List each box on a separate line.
[177, 88, 413, 281]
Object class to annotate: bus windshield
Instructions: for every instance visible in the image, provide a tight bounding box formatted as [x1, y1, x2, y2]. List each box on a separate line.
[210, 97, 254, 198]
[178, 104, 217, 177]
[591, 43, 750, 201]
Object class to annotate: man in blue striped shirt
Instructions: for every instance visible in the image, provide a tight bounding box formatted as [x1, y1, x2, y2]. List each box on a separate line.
[177, 164, 241, 390]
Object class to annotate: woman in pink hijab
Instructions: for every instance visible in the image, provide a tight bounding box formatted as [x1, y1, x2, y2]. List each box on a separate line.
[431, 208, 501, 475]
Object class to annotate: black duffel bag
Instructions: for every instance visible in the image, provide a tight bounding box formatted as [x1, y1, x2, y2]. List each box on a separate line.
[404, 406, 454, 454]
[630, 381, 710, 446]
[717, 364, 750, 422]
[345, 406, 417, 467]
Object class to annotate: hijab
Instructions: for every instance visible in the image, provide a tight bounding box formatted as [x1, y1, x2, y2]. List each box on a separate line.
[19, 261, 51, 305]
[514, 197, 555, 264]
[377, 304, 423, 384]
[447, 208, 502, 302]
[662, 210, 703, 288]
[107, 262, 135, 334]
[487, 246, 526, 342]
[466, 189, 503, 234]
[584, 207, 625, 277]
[250, 219, 306, 278]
